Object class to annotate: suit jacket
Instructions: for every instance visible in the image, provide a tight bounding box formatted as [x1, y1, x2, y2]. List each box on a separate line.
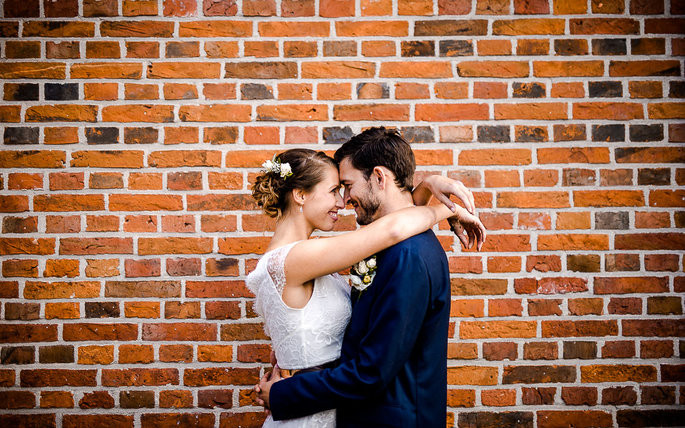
[269, 230, 451, 427]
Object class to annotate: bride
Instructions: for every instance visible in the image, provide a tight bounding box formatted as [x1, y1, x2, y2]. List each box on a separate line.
[247, 148, 485, 427]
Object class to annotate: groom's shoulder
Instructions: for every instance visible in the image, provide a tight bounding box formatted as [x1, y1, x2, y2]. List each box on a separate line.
[384, 230, 441, 258]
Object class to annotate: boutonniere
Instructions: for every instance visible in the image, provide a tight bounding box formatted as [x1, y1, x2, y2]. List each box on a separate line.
[350, 256, 377, 297]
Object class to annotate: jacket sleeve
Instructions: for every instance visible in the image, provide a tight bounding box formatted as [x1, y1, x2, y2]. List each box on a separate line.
[269, 245, 430, 421]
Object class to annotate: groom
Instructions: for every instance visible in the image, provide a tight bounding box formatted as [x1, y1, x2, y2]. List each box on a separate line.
[257, 127, 453, 426]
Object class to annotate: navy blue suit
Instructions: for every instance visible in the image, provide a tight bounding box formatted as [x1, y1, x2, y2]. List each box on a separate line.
[269, 230, 451, 427]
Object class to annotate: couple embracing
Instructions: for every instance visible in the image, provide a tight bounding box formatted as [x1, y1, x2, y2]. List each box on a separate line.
[247, 127, 486, 427]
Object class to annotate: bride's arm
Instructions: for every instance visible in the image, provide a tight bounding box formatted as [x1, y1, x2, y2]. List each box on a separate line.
[285, 203, 478, 285]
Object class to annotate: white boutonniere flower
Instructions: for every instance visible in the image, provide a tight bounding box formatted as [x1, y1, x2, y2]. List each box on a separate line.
[350, 256, 377, 295]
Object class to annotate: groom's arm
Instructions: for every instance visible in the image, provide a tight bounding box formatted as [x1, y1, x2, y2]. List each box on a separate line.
[268, 244, 430, 421]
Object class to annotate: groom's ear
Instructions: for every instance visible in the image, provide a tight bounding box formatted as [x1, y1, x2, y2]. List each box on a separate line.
[371, 166, 387, 190]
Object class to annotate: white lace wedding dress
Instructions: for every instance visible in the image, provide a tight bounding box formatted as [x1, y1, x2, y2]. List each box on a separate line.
[247, 241, 352, 427]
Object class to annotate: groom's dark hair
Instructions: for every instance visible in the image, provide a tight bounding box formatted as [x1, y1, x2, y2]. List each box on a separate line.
[333, 127, 415, 192]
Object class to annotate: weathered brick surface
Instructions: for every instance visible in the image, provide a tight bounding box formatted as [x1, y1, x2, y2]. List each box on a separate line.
[0, 1, 682, 426]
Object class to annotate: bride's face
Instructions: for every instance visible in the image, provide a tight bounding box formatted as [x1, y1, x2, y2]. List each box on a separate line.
[302, 164, 344, 231]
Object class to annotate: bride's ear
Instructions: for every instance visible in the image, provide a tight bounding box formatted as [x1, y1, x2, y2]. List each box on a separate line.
[291, 188, 306, 206]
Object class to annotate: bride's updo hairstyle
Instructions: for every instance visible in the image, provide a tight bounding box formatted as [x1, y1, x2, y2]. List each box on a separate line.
[252, 149, 336, 219]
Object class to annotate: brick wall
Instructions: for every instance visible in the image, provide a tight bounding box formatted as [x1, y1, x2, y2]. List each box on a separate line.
[1, 0, 683, 426]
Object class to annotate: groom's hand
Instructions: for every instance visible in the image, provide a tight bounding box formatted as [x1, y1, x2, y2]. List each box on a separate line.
[255, 364, 283, 409]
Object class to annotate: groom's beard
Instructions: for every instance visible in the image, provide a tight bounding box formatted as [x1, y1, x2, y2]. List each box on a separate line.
[354, 183, 381, 225]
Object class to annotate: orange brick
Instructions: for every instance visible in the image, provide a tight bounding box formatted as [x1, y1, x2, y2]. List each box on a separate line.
[477, 39, 512, 55]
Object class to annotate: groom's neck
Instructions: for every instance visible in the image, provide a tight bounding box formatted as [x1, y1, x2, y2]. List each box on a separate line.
[374, 189, 414, 220]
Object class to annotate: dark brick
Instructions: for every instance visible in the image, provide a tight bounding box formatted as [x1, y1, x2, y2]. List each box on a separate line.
[513, 82, 546, 98]
[675, 212, 685, 228]
[86, 127, 119, 144]
[595, 211, 629, 230]
[592, 38, 627, 55]
[638, 168, 670, 185]
[240, 83, 273, 100]
[567, 255, 601, 272]
[90, 173, 123, 189]
[1, 346, 34, 364]
[617, 410, 685, 427]
[630, 124, 663, 142]
[503, 365, 576, 384]
[415, 20, 488, 37]
[554, 39, 588, 55]
[3, 217, 38, 233]
[38, 345, 74, 364]
[4, 83, 39, 101]
[563, 169, 595, 186]
[323, 41, 356, 56]
[85, 302, 120, 318]
[4, 127, 39, 145]
[563, 341, 597, 359]
[602, 386, 637, 405]
[616, 147, 685, 163]
[165, 41, 199, 58]
[4, 0, 40, 17]
[561, 386, 597, 405]
[323, 126, 353, 144]
[631, 0, 664, 14]
[44, 0, 78, 17]
[401, 126, 434, 144]
[120, 390, 154, 408]
[79, 390, 114, 409]
[608, 297, 642, 314]
[402, 40, 435, 57]
[168, 171, 202, 190]
[592, 124, 625, 142]
[662, 365, 685, 382]
[198, 389, 233, 409]
[357, 83, 389, 99]
[483, 342, 517, 361]
[458, 412, 534, 428]
[515, 126, 548, 142]
[438, 40, 472, 57]
[641, 386, 675, 405]
[631, 38, 665, 55]
[478, 125, 510, 142]
[125, 127, 159, 144]
[522, 387, 556, 405]
[589, 81, 622, 98]
[0, 22, 19, 37]
[5, 41, 40, 58]
[45, 83, 79, 101]
[5, 302, 39, 320]
[670, 81, 685, 98]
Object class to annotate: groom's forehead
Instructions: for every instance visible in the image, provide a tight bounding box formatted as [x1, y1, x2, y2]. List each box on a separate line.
[338, 158, 364, 182]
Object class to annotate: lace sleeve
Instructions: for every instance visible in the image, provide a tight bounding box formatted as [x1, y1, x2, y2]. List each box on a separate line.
[266, 241, 299, 296]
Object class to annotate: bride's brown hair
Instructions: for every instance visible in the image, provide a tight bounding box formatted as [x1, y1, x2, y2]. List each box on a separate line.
[251, 149, 337, 219]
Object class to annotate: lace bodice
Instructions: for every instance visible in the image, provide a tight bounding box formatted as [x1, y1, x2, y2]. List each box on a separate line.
[246, 241, 352, 370]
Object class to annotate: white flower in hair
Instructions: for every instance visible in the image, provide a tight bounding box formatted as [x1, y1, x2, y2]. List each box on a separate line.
[262, 159, 275, 172]
[279, 162, 292, 178]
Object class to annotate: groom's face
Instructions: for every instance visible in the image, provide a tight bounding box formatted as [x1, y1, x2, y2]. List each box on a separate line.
[338, 158, 381, 225]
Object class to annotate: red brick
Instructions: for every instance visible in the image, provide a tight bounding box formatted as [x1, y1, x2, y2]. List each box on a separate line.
[610, 60, 681, 77]
[458, 61, 529, 77]
[534, 61, 604, 77]
[494, 18, 563, 35]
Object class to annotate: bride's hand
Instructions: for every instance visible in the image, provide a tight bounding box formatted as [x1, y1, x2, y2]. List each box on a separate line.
[448, 211, 486, 251]
[413, 175, 475, 214]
